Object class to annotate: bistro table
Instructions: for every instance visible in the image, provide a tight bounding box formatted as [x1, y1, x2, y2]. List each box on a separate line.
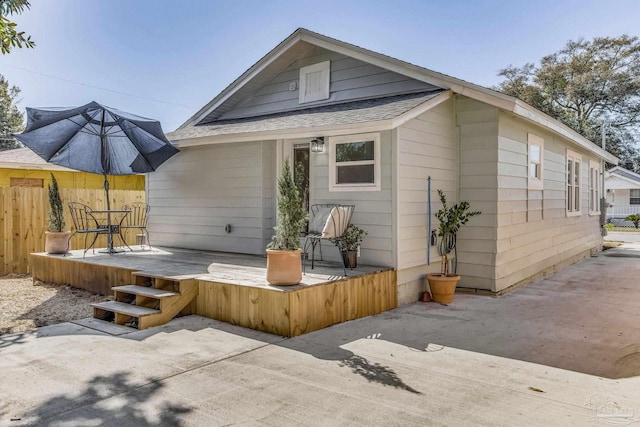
[87, 209, 131, 254]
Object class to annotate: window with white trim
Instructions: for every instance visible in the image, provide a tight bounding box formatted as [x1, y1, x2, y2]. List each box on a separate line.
[528, 133, 544, 190]
[630, 189, 640, 205]
[329, 133, 381, 192]
[567, 150, 582, 215]
[589, 160, 601, 214]
[299, 61, 330, 104]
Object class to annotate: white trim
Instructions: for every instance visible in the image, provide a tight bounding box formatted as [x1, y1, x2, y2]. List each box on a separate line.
[566, 149, 582, 216]
[176, 28, 618, 165]
[527, 133, 544, 190]
[589, 160, 601, 215]
[299, 61, 330, 104]
[328, 132, 381, 192]
[170, 92, 454, 148]
[390, 91, 454, 128]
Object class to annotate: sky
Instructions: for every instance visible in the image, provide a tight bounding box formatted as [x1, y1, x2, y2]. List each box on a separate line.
[2, 0, 640, 132]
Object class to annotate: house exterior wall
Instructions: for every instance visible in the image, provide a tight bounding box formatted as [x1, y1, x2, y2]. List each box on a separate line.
[395, 98, 458, 303]
[147, 141, 275, 255]
[493, 112, 603, 292]
[305, 129, 395, 267]
[456, 97, 500, 291]
[220, 49, 437, 120]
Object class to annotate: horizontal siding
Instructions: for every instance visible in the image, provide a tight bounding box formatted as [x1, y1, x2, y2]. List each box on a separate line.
[147, 141, 272, 255]
[456, 96, 499, 289]
[493, 112, 603, 292]
[220, 50, 436, 120]
[303, 130, 394, 267]
[396, 99, 457, 278]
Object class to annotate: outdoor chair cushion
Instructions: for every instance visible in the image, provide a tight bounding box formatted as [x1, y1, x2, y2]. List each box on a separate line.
[321, 206, 350, 239]
[309, 205, 333, 234]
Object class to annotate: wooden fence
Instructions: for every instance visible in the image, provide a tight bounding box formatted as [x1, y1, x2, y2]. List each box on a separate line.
[0, 187, 145, 275]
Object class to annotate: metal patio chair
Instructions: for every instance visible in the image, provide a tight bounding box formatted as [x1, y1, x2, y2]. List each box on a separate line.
[303, 204, 355, 276]
[68, 202, 109, 257]
[121, 202, 151, 249]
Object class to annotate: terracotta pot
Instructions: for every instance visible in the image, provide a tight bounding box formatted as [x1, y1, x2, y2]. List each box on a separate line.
[266, 248, 302, 286]
[426, 273, 461, 304]
[45, 231, 72, 254]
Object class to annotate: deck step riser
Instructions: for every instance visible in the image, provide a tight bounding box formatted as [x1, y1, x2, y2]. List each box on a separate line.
[92, 275, 198, 330]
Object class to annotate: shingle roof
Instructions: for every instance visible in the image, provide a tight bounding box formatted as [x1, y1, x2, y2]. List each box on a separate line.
[167, 90, 445, 141]
[0, 148, 73, 171]
[611, 167, 640, 183]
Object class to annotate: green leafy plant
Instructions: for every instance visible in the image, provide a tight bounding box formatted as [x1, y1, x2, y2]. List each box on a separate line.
[268, 158, 308, 250]
[435, 189, 481, 276]
[625, 213, 640, 229]
[340, 224, 368, 251]
[605, 222, 615, 230]
[47, 173, 65, 232]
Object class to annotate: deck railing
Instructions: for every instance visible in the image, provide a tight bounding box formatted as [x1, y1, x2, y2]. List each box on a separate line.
[0, 187, 145, 275]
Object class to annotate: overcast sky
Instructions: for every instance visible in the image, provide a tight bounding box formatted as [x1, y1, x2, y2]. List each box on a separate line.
[3, 0, 640, 132]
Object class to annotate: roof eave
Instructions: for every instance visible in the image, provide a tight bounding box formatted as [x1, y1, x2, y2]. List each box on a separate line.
[173, 118, 396, 147]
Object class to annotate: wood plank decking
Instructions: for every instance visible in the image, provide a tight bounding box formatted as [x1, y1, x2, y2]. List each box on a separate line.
[30, 246, 397, 336]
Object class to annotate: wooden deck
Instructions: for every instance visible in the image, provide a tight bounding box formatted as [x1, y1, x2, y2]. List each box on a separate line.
[30, 246, 397, 336]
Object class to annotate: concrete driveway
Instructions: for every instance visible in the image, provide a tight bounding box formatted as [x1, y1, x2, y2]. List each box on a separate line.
[1, 243, 640, 426]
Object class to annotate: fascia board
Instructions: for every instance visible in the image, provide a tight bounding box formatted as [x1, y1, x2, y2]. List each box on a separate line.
[390, 91, 454, 128]
[173, 119, 395, 147]
[513, 101, 618, 164]
[0, 162, 74, 171]
[179, 34, 304, 130]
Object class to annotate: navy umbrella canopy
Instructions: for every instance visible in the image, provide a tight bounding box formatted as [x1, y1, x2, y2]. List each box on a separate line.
[13, 101, 179, 252]
[14, 101, 178, 205]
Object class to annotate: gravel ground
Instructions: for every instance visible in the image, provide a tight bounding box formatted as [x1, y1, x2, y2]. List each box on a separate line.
[0, 275, 109, 335]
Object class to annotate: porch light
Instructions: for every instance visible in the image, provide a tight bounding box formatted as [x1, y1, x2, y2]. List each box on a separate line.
[311, 137, 325, 153]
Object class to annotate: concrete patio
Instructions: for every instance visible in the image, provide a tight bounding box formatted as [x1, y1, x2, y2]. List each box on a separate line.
[1, 243, 640, 426]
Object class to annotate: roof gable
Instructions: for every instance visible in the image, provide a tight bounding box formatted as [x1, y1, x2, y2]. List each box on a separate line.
[175, 28, 617, 164]
[199, 46, 437, 123]
[607, 166, 640, 186]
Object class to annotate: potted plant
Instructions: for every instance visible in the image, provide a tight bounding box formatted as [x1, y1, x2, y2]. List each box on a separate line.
[426, 189, 481, 303]
[339, 224, 367, 269]
[45, 173, 71, 254]
[266, 159, 308, 285]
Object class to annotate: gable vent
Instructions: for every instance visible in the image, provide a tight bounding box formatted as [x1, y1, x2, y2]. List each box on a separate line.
[299, 61, 330, 104]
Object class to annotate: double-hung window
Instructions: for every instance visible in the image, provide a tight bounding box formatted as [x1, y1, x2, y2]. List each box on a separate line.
[528, 133, 544, 190]
[328, 133, 381, 192]
[630, 189, 640, 205]
[567, 150, 582, 215]
[589, 160, 601, 214]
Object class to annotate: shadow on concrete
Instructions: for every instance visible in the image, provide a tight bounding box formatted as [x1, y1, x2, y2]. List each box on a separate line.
[339, 354, 422, 394]
[20, 371, 192, 426]
[0, 331, 29, 349]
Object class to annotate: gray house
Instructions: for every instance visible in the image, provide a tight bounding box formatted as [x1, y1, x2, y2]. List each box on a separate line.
[153, 28, 617, 303]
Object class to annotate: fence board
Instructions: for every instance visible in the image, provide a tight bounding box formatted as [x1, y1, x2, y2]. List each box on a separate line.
[0, 188, 145, 275]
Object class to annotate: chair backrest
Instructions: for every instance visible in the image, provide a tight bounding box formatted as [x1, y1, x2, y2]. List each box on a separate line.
[68, 202, 98, 232]
[122, 202, 150, 228]
[309, 204, 355, 239]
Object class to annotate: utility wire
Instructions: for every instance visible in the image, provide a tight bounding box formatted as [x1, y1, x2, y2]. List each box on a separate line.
[0, 62, 195, 109]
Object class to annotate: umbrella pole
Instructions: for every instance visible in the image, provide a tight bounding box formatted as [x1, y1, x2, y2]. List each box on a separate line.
[104, 174, 114, 253]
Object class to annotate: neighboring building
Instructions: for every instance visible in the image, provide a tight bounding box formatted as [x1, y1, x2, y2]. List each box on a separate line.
[153, 29, 617, 302]
[605, 166, 640, 220]
[0, 148, 144, 190]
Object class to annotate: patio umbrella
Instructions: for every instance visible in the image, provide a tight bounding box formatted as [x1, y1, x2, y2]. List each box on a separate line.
[13, 101, 179, 251]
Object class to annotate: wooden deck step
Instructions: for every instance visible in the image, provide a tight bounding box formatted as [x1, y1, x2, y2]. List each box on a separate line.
[91, 301, 160, 317]
[112, 285, 178, 298]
